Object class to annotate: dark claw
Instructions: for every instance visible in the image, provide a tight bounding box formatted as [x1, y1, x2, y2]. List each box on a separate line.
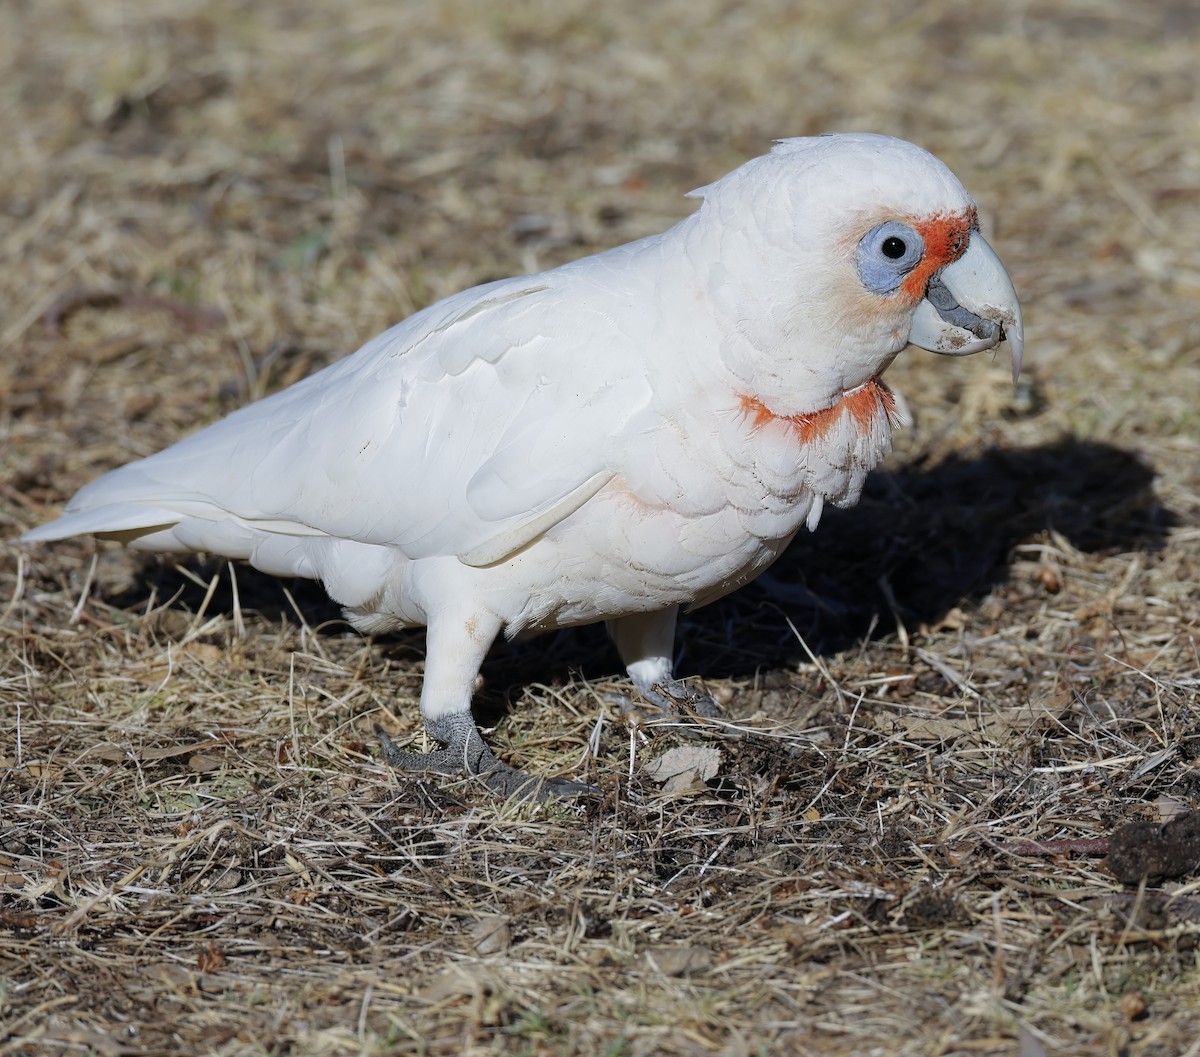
[374, 718, 598, 801]
[614, 679, 723, 726]
[641, 679, 723, 719]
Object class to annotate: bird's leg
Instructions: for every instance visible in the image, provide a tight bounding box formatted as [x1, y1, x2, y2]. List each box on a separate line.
[607, 607, 722, 722]
[375, 608, 596, 800]
[376, 715, 598, 799]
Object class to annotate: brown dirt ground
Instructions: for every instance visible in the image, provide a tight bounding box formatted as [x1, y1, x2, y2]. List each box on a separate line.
[3, 1, 1200, 1054]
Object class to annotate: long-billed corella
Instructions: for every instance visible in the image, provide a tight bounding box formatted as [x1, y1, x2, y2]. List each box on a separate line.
[22, 133, 1023, 798]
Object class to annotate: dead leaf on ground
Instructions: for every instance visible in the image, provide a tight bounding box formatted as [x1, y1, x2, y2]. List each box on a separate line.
[469, 914, 512, 955]
[644, 746, 721, 793]
[639, 945, 713, 977]
[418, 965, 500, 1004]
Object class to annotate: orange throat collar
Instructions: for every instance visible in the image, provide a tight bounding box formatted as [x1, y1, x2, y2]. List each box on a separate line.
[739, 378, 899, 444]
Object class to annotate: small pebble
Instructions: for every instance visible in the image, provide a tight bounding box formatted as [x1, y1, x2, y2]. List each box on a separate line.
[1118, 991, 1148, 1021]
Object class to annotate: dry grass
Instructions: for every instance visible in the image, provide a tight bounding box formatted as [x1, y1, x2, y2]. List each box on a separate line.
[4, 0, 1200, 1054]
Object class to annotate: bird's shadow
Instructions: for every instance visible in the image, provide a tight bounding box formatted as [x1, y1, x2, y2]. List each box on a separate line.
[110, 438, 1172, 702]
[677, 437, 1171, 681]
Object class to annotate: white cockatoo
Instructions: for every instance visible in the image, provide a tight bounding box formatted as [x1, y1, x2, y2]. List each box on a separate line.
[22, 134, 1022, 797]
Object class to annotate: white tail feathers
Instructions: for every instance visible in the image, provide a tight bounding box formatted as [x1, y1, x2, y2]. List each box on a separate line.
[20, 504, 182, 545]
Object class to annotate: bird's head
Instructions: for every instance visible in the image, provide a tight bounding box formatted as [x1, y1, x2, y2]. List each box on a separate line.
[690, 134, 1023, 415]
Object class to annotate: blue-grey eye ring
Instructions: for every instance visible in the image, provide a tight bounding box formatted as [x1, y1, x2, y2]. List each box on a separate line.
[856, 221, 925, 294]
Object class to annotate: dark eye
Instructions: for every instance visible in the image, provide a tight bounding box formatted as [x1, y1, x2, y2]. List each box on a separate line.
[855, 221, 926, 295]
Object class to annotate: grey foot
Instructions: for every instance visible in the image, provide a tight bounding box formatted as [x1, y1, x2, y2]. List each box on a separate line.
[620, 678, 723, 724]
[375, 713, 598, 801]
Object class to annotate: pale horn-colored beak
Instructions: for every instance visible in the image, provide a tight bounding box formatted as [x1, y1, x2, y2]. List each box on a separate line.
[907, 232, 1024, 383]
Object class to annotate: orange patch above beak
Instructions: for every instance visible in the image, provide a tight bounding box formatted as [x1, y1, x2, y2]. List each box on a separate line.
[899, 208, 977, 302]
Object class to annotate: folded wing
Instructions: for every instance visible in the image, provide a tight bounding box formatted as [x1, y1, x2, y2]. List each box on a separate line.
[24, 263, 655, 574]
